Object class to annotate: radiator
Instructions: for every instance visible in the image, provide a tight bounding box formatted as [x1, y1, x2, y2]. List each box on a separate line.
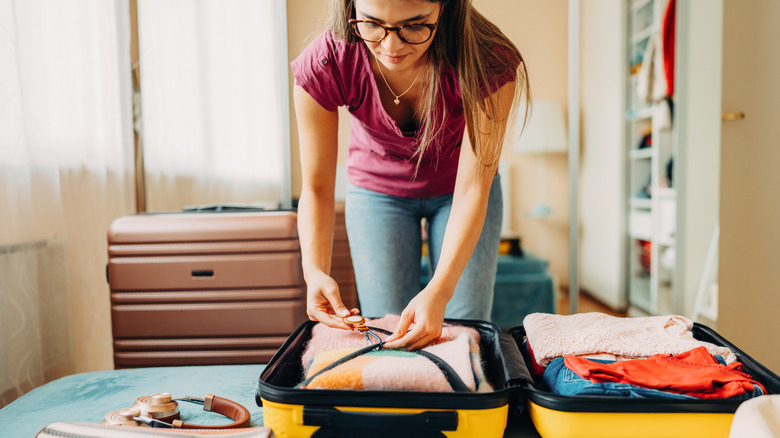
[0, 240, 73, 408]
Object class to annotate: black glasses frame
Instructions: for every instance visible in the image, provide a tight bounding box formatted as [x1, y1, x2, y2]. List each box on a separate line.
[348, 19, 437, 45]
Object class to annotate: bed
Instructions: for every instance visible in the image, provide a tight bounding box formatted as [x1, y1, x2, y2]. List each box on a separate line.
[0, 363, 540, 437]
[0, 365, 265, 436]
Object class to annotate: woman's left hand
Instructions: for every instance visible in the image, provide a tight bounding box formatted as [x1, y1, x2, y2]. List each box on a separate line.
[382, 287, 450, 350]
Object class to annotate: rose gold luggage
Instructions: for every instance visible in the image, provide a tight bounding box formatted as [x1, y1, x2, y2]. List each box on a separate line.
[107, 210, 306, 368]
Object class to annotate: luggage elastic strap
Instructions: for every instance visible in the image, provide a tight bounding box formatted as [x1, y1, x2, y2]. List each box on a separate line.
[297, 326, 470, 392]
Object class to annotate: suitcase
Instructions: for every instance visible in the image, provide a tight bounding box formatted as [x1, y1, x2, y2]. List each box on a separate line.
[508, 322, 780, 438]
[256, 318, 780, 438]
[107, 210, 307, 368]
[256, 318, 531, 438]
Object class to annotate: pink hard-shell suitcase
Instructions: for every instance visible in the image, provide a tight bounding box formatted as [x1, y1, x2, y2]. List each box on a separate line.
[107, 210, 306, 368]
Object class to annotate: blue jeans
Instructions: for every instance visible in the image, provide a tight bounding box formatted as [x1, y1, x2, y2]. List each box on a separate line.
[344, 173, 503, 320]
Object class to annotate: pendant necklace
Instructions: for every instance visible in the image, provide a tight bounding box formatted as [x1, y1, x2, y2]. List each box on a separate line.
[375, 56, 421, 105]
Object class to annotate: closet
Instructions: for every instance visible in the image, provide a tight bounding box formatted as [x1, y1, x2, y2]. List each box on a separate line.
[625, 0, 676, 315]
[580, 0, 722, 319]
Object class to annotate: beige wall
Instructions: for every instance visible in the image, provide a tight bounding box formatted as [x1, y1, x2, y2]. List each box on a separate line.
[479, 1, 570, 288]
[578, 1, 625, 310]
[719, 0, 780, 371]
[286, 0, 571, 288]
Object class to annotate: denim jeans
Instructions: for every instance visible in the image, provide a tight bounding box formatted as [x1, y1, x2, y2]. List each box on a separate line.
[344, 173, 503, 320]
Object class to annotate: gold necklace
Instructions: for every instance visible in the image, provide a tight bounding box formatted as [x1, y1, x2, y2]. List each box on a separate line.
[375, 56, 421, 105]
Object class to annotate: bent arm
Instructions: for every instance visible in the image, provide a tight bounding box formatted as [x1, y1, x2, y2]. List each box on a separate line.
[294, 85, 354, 328]
[384, 80, 516, 349]
[426, 81, 517, 302]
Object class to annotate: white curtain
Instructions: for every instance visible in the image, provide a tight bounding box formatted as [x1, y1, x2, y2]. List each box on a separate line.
[0, 0, 134, 406]
[138, 0, 290, 211]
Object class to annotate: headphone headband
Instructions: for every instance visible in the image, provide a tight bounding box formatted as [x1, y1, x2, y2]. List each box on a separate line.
[173, 394, 251, 429]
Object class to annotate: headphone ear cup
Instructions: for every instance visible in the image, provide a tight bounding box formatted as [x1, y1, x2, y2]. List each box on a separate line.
[130, 393, 180, 422]
[102, 408, 144, 426]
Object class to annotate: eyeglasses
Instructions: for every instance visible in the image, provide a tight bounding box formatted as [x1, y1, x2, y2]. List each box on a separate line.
[349, 19, 437, 45]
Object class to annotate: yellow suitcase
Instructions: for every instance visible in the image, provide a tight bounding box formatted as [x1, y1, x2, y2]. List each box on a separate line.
[256, 319, 779, 437]
[509, 323, 780, 438]
[256, 319, 530, 437]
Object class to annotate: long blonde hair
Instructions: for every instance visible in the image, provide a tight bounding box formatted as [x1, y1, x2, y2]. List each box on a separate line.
[328, 0, 531, 171]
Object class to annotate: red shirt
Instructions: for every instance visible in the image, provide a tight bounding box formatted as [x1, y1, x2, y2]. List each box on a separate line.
[565, 347, 766, 399]
[291, 31, 513, 198]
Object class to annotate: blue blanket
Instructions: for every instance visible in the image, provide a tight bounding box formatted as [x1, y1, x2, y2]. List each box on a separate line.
[0, 365, 265, 436]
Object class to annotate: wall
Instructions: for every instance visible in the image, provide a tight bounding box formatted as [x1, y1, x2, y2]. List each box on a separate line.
[675, 0, 723, 317]
[719, 0, 780, 371]
[286, 0, 572, 288]
[287, 0, 324, 199]
[579, 1, 626, 310]
[477, 1, 570, 289]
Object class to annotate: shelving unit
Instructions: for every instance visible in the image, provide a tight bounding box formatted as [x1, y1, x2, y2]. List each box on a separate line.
[581, 0, 722, 319]
[625, 0, 676, 315]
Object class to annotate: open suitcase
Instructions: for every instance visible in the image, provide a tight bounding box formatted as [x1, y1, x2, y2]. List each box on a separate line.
[107, 210, 307, 368]
[256, 319, 530, 438]
[256, 317, 780, 438]
[508, 322, 780, 438]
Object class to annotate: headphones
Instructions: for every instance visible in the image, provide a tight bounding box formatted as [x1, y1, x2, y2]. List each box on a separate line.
[102, 393, 251, 429]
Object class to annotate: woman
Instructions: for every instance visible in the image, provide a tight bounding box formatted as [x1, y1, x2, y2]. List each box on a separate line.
[292, 0, 530, 349]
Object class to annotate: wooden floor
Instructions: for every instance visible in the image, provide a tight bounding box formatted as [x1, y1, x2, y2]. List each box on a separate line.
[557, 287, 627, 317]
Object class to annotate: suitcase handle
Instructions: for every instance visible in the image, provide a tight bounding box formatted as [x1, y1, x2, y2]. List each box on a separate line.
[498, 331, 533, 386]
[302, 406, 457, 437]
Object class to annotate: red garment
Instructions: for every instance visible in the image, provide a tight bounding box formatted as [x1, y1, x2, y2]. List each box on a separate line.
[565, 346, 766, 399]
[662, 0, 676, 96]
[526, 343, 546, 379]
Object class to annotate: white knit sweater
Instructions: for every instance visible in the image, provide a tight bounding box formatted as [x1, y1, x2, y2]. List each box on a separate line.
[523, 312, 737, 367]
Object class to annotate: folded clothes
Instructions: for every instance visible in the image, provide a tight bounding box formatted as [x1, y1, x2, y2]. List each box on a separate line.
[565, 346, 766, 399]
[299, 315, 492, 392]
[523, 312, 737, 367]
[543, 356, 698, 400]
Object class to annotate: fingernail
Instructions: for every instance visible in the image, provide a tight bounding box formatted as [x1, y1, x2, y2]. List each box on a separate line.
[339, 309, 349, 316]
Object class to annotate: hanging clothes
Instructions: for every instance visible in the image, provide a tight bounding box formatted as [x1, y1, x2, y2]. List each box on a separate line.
[636, 0, 676, 130]
[662, 0, 676, 96]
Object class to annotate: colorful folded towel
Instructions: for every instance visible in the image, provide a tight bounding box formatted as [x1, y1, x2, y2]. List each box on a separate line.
[299, 315, 493, 392]
[523, 312, 737, 367]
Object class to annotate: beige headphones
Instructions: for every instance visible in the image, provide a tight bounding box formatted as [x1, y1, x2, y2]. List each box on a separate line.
[103, 393, 251, 429]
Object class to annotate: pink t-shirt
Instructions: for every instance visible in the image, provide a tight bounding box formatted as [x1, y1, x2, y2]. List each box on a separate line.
[291, 31, 510, 198]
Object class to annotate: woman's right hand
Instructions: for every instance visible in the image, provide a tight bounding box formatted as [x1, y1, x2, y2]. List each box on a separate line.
[305, 270, 359, 329]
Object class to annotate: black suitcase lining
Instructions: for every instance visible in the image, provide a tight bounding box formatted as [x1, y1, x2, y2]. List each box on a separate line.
[257, 319, 529, 410]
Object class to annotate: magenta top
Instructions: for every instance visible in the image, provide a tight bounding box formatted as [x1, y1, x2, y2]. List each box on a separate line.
[291, 31, 512, 198]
